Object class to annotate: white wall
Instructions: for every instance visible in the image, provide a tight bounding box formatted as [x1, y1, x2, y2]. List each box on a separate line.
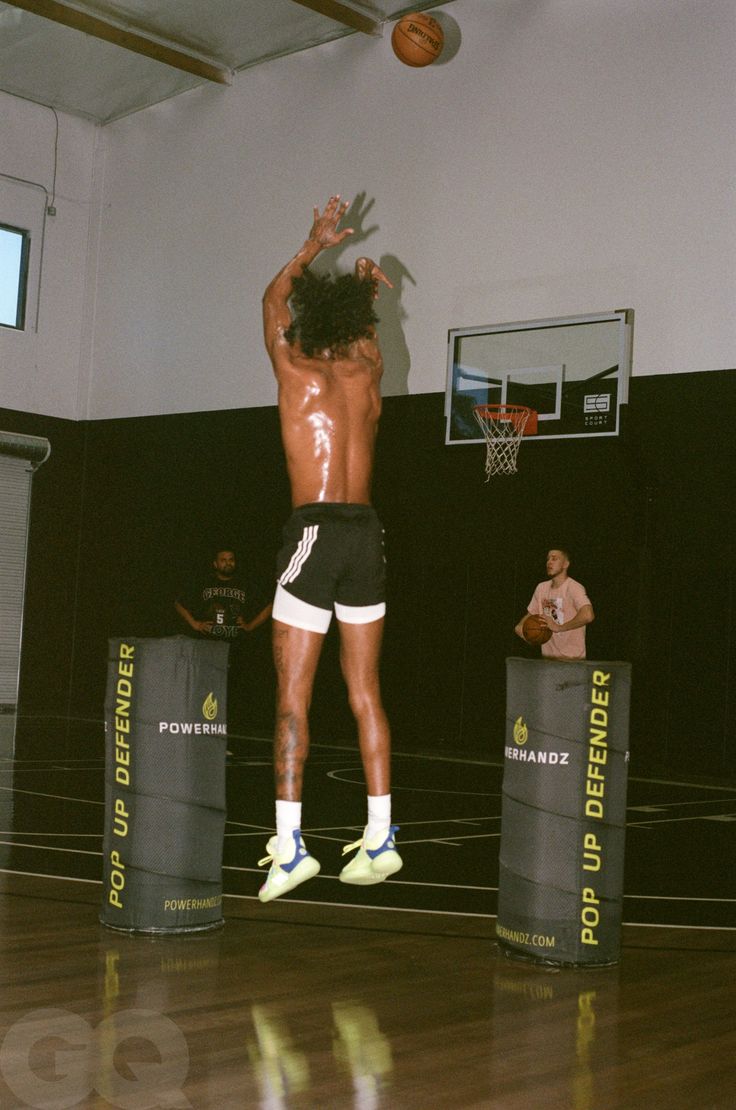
[88, 0, 735, 419]
[0, 92, 101, 419]
[4, 0, 735, 420]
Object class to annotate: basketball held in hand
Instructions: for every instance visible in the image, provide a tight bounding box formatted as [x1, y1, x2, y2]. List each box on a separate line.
[522, 614, 553, 645]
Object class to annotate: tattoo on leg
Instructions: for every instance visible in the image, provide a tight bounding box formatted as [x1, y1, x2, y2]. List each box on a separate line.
[275, 710, 308, 799]
[273, 632, 286, 676]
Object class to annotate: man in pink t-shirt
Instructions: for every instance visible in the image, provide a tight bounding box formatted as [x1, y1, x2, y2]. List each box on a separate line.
[515, 549, 595, 660]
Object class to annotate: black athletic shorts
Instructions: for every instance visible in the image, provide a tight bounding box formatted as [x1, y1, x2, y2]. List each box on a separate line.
[272, 502, 386, 632]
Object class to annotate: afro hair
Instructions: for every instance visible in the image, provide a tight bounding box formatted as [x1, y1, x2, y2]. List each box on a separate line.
[285, 268, 378, 357]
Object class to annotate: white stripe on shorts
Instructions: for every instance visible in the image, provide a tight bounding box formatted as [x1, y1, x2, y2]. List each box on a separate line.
[279, 524, 319, 585]
[335, 600, 386, 624]
[273, 583, 332, 633]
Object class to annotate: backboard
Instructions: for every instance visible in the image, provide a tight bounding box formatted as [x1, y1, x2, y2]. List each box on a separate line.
[445, 311, 633, 444]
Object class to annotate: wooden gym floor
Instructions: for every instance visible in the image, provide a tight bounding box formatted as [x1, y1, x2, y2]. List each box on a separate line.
[0, 718, 734, 1107]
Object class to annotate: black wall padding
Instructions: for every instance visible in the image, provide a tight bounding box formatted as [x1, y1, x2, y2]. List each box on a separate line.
[497, 658, 631, 966]
[100, 636, 228, 933]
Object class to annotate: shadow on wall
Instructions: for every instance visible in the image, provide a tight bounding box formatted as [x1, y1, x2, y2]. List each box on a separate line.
[377, 253, 414, 396]
[307, 192, 413, 395]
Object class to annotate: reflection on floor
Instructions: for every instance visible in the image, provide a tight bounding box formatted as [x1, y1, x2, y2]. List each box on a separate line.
[0, 874, 734, 1109]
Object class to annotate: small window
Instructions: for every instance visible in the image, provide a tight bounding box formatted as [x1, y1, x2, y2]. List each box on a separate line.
[0, 223, 30, 330]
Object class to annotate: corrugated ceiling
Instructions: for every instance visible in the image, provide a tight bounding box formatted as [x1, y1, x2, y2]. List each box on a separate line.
[0, 0, 446, 124]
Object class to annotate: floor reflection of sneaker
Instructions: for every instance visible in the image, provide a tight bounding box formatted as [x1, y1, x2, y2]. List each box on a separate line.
[339, 825, 402, 886]
[248, 1004, 311, 1099]
[332, 1000, 393, 1087]
[258, 830, 321, 903]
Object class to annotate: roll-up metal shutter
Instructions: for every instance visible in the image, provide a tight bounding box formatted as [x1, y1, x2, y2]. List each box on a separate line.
[0, 431, 50, 707]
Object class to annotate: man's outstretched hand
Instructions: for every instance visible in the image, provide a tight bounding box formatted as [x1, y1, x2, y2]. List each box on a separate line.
[309, 195, 354, 249]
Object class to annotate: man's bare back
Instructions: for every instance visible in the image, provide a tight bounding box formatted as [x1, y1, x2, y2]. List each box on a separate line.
[272, 336, 383, 506]
[262, 196, 392, 507]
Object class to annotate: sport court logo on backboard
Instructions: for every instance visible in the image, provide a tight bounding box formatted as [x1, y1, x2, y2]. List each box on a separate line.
[513, 717, 528, 746]
[202, 692, 218, 720]
[583, 394, 611, 414]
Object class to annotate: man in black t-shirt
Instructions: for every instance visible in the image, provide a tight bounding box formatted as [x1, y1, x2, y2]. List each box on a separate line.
[175, 549, 272, 641]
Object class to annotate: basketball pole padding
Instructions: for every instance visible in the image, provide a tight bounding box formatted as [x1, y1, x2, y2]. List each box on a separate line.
[101, 636, 229, 933]
[497, 657, 631, 966]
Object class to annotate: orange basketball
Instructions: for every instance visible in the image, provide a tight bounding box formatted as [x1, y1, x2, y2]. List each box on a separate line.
[522, 614, 552, 646]
[391, 12, 444, 68]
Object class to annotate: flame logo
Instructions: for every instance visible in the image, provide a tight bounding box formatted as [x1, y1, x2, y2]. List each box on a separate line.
[202, 692, 218, 721]
[513, 716, 528, 746]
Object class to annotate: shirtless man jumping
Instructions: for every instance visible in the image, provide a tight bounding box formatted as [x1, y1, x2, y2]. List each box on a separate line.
[259, 195, 401, 902]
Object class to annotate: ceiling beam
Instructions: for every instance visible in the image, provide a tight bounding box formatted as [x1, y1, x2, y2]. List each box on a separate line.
[290, 0, 382, 36]
[4, 0, 232, 84]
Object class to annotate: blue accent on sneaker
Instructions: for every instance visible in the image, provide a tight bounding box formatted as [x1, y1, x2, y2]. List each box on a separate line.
[280, 830, 311, 873]
[339, 824, 403, 886]
[258, 829, 321, 903]
[366, 825, 400, 859]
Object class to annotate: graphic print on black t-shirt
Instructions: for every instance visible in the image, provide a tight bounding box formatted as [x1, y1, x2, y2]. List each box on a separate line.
[185, 577, 247, 640]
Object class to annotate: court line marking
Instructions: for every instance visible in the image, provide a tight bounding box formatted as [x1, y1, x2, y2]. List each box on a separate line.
[0, 840, 101, 856]
[630, 798, 736, 809]
[230, 734, 500, 768]
[221, 865, 736, 905]
[0, 830, 100, 838]
[221, 889, 736, 930]
[0, 786, 103, 805]
[0, 815, 502, 842]
[625, 893, 736, 903]
[0, 869, 733, 931]
[0, 868, 101, 885]
[225, 888, 497, 917]
[222, 864, 736, 904]
[400, 833, 501, 845]
[226, 815, 501, 834]
[4, 776, 733, 837]
[5, 720, 736, 792]
[622, 920, 736, 932]
[5, 867, 490, 913]
[3, 845, 730, 907]
[0, 765, 104, 774]
[7, 715, 101, 725]
[327, 768, 499, 796]
[3, 753, 734, 920]
[3, 744, 736, 796]
[627, 775, 736, 794]
[628, 813, 736, 828]
[223, 864, 495, 891]
[324, 760, 736, 801]
[158, 731, 736, 800]
[224, 830, 501, 845]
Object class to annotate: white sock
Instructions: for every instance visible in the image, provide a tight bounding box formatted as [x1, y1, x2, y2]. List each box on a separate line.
[366, 794, 391, 841]
[276, 800, 302, 857]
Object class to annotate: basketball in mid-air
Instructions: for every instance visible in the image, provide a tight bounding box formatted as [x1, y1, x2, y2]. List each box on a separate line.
[391, 13, 444, 68]
[522, 614, 552, 645]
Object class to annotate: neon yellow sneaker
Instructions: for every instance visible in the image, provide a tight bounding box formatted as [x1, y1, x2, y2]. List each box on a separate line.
[339, 825, 402, 886]
[258, 830, 321, 903]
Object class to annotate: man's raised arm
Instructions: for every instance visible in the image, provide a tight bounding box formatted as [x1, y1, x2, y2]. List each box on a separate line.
[262, 195, 354, 360]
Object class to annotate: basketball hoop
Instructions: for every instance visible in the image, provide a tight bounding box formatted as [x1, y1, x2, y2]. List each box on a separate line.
[473, 404, 538, 479]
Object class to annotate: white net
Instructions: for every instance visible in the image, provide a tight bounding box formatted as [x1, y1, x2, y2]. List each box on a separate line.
[473, 405, 533, 479]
